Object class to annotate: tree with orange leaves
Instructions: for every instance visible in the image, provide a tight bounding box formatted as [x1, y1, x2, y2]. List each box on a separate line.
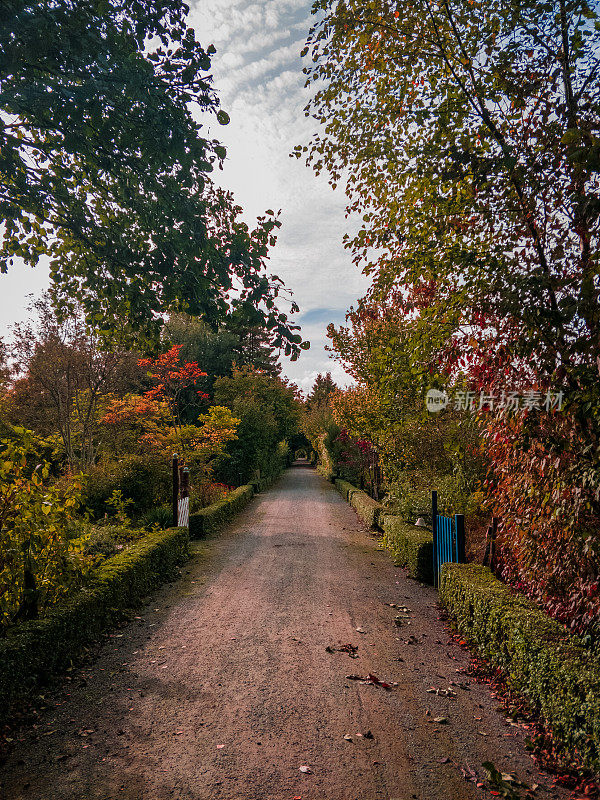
[138, 345, 209, 422]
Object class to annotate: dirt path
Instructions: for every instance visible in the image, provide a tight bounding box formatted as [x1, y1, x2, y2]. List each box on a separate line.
[0, 465, 570, 800]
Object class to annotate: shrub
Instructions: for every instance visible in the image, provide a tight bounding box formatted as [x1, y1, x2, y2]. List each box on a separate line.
[0, 526, 188, 719]
[381, 515, 433, 583]
[81, 455, 170, 520]
[138, 504, 174, 531]
[0, 432, 84, 629]
[440, 564, 600, 772]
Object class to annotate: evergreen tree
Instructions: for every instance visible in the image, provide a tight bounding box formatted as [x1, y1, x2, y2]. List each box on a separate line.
[225, 304, 282, 378]
[306, 372, 337, 410]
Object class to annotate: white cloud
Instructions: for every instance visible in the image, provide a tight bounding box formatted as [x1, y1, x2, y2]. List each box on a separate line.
[189, 0, 369, 387]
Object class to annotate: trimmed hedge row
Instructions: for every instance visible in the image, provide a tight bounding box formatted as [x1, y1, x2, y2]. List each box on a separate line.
[350, 490, 382, 529]
[251, 467, 285, 495]
[334, 478, 359, 501]
[0, 526, 189, 720]
[381, 515, 434, 583]
[189, 484, 254, 539]
[440, 563, 600, 773]
[333, 478, 383, 529]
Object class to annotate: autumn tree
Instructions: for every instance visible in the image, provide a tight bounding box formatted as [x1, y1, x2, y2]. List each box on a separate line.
[299, 0, 600, 634]
[8, 296, 143, 469]
[299, 0, 600, 391]
[138, 344, 209, 423]
[1, 0, 304, 351]
[163, 315, 239, 412]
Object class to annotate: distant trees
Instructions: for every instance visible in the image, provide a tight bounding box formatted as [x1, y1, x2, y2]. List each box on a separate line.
[213, 368, 301, 484]
[8, 296, 143, 469]
[306, 372, 337, 410]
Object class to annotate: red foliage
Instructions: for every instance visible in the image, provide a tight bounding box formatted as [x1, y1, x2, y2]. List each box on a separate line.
[138, 345, 209, 407]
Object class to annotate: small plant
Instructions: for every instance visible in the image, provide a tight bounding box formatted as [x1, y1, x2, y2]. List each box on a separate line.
[0, 430, 84, 629]
[106, 489, 134, 526]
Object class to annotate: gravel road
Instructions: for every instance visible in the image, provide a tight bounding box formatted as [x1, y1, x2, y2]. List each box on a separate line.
[0, 464, 571, 800]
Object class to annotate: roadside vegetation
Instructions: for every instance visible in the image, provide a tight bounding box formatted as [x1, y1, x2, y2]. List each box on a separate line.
[298, 0, 600, 644]
[0, 298, 303, 632]
[0, 0, 306, 635]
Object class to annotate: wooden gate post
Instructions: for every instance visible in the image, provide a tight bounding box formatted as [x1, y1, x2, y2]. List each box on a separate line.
[172, 453, 179, 528]
[483, 517, 498, 571]
[432, 490, 438, 586]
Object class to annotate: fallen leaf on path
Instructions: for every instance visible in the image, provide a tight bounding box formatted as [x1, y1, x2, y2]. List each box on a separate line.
[325, 643, 358, 658]
[345, 674, 396, 690]
[483, 761, 531, 799]
[461, 764, 478, 782]
[427, 687, 457, 698]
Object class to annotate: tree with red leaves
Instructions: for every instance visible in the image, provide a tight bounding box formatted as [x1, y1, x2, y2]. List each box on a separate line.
[138, 345, 209, 423]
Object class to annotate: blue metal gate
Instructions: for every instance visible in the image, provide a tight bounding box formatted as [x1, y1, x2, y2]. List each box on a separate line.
[432, 490, 466, 587]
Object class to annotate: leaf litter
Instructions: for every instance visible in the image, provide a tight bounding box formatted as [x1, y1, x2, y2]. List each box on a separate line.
[345, 673, 397, 690]
[325, 642, 359, 658]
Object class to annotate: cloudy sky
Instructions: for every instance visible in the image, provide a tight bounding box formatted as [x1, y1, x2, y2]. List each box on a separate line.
[0, 0, 368, 393]
[189, 0, 369, 391]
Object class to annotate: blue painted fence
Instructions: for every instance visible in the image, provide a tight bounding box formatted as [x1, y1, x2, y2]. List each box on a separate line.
[432, 490, 466, 587]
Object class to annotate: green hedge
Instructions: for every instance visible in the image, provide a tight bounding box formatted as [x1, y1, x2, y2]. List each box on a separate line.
[189, 484, 254, 539]
[250, 467, 285, 494]
[0, 526, 189, 720]
[440, 564, 600, 772]
[349, 490, 382, 529]
[189, 461, 288, 539]
[334, 478, 359, 501]
[381, 515, 434, 583]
